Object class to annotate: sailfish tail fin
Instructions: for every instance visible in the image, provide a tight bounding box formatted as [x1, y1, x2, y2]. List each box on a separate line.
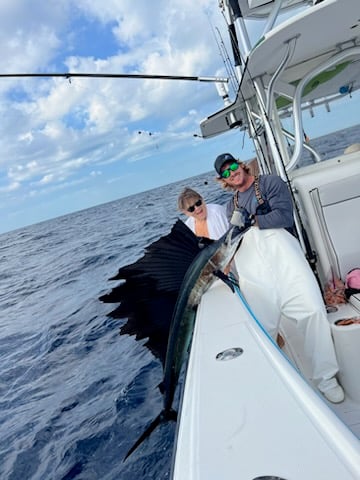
[123, 408, 177, 461]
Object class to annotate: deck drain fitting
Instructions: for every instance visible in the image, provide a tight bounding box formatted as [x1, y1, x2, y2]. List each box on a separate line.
[216, 347, 243, 361]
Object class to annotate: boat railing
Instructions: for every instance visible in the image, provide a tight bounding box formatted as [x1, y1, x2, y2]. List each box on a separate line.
[286, 44, 360, 171]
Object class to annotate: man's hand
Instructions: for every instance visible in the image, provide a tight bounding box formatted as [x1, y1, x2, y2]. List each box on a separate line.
[230, 207, 254, 230]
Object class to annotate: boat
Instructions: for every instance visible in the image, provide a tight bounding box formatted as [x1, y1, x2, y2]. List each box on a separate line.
[171, 1, 360, 478]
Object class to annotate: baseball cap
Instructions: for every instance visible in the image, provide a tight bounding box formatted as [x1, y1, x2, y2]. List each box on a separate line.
[214, 153, 237, 175]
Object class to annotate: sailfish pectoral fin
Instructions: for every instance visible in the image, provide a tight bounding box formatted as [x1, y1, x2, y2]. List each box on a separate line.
[213, 269, 238, 293]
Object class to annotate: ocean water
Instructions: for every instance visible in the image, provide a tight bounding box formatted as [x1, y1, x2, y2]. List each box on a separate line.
[0, 124, 359, 479]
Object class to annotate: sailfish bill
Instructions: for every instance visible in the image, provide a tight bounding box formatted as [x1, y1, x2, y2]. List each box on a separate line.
[99, 219, 249, 459]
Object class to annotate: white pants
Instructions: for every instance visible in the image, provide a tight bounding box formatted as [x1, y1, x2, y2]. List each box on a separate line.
[234, 227, 339, 392]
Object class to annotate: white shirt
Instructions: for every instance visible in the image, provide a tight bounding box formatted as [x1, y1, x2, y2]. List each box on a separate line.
[185, 203, 229, 240]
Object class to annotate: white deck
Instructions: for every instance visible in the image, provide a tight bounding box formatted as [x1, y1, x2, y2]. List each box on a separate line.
[172, 280, 360, 480]
[281, 302, 360, 439]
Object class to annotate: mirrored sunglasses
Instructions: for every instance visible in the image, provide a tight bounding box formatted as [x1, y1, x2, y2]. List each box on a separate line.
[221, 162, 239, 179]
[187, 199, 202, 213]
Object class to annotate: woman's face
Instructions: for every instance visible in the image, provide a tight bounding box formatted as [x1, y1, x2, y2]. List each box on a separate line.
[183, 197, 207, 221]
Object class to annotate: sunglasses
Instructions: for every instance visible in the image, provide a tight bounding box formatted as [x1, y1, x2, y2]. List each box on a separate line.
[221, 162, 239, 179]
[187, 199, 202, 213]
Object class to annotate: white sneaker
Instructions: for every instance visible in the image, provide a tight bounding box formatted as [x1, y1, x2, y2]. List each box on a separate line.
[322, 384, 345, 404]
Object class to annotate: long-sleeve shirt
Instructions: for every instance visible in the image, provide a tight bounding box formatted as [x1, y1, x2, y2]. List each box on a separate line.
[225, 175, 294, 230]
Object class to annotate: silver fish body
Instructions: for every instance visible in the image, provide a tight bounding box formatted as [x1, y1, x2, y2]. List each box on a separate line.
[187, 226, 243, 306]
[121, 222, 249, 460]
[162, 225, 246, 412]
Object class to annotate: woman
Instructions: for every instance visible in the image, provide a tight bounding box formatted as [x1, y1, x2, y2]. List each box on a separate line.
[177, 187, 229, 240]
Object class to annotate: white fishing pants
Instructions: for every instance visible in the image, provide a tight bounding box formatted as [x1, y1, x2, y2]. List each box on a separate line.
[234, 227, 339, 392]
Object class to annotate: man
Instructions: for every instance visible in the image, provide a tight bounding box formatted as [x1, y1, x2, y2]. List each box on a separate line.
[214, 152, 344, 404]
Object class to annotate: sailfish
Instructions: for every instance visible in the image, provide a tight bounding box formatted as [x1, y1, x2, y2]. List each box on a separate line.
[99, 218, 250, 459]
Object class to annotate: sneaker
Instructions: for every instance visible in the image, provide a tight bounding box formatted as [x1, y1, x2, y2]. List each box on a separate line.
[322, 384, 345, 404]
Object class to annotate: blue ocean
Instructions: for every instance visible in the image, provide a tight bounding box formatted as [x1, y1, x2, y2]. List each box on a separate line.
[1, 124, 359, 479]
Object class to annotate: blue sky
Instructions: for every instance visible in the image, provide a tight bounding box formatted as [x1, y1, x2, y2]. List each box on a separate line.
[0, 1, 359, 234]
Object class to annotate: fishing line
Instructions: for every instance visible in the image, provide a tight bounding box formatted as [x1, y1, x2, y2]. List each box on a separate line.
[233, 283, 309, 381]
[233, 284, 279, 349]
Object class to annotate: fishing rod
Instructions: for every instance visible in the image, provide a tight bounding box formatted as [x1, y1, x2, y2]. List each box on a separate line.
[215, 26, 239, 93]
[205, 10, 235, 86]
[0, 72, 229, 83]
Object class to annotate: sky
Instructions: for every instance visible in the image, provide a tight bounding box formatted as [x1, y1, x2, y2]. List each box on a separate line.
[0, 0, 359, 234]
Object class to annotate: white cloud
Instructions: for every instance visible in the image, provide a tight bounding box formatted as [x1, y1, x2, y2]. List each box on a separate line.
[38, 174, 54, 185]
[0, 2, 68, 77]
[0, 0, 238, 232]
[0, 182, 20, 193]
[168, 109, 201, 132]
[18, 131, 34, 144]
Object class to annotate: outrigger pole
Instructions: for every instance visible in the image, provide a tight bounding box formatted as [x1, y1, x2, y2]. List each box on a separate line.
[0, 72, 228, 83]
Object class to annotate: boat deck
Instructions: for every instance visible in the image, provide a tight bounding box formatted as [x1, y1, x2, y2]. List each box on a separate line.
[281, 301, 360, 439]
[173, 280, 360, 479]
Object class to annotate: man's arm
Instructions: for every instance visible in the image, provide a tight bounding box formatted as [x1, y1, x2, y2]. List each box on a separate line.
[256, 176, 294, 229]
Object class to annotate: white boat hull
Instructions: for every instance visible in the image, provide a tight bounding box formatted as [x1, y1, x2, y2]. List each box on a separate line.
[174, 1, 360, 477]
[172, 280, 360, 479]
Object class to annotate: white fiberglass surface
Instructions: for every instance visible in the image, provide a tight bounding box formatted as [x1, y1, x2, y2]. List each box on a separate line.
[172, 280, 360, 479]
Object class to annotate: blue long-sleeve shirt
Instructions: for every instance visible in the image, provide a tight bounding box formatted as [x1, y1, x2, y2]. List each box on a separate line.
[225, 175, 294, 230]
